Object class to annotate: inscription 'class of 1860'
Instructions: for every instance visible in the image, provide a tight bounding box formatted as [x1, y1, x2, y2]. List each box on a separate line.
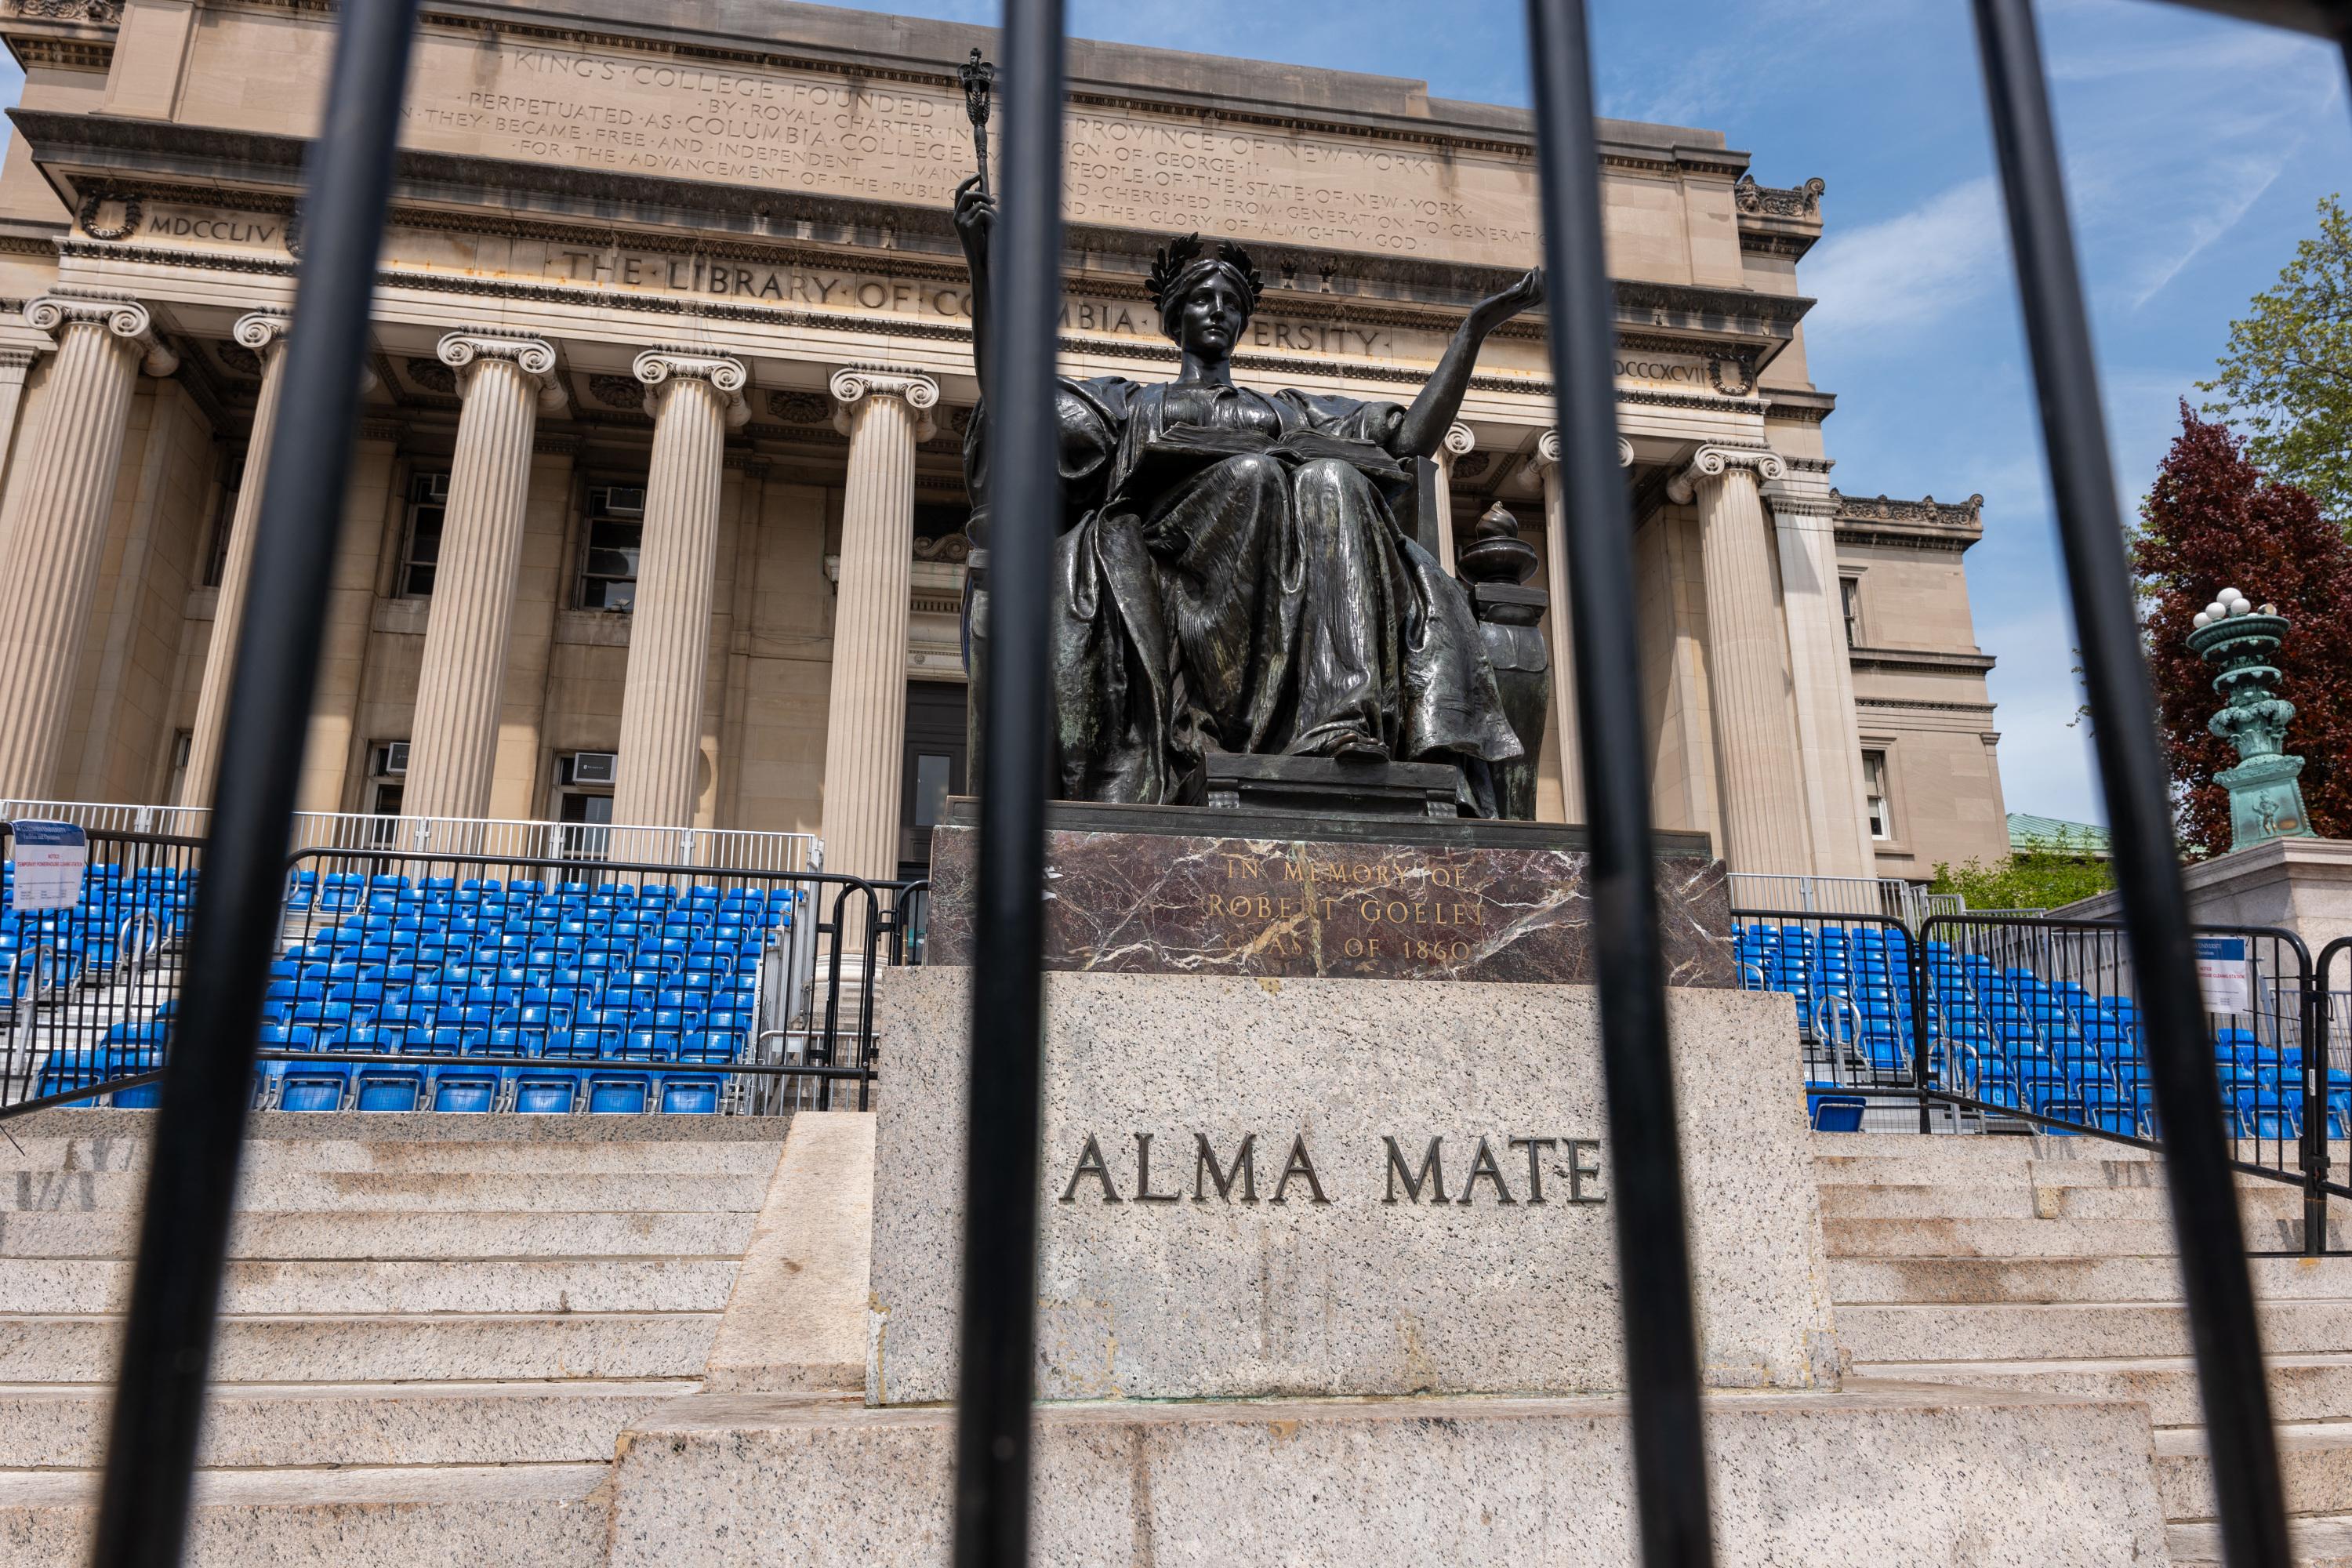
[1057, 1131, 1606, 1208]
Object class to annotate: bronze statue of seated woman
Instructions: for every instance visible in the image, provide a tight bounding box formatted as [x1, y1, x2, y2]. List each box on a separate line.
[954, 174, 1546, 815]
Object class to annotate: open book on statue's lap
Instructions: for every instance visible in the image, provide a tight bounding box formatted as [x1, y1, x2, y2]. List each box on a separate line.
[1132, 423, 1410, 489]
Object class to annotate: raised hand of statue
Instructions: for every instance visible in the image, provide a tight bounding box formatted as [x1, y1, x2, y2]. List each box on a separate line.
[1468, 268, 1544, 333]
[953, 174, 995, 273]
[1397, 267, 1545, 459]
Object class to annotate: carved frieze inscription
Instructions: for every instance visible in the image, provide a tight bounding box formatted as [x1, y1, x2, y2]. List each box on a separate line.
[925, 822, 1736, 985]
[178, 18, 1547, 267]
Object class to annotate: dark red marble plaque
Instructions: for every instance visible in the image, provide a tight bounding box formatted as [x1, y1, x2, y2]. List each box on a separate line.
[925, 811, 1733, 987]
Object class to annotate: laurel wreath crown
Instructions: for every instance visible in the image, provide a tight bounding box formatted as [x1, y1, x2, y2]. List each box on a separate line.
[1146, 234, 1265, 321]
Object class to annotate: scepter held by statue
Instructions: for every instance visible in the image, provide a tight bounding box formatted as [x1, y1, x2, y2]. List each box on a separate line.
[959, 48, 994, 199]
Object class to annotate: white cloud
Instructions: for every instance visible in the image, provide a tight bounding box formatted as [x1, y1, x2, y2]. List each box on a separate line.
[1798, 176, 2007, 346]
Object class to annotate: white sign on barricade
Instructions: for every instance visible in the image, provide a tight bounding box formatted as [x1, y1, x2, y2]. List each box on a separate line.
[2195, 935, 2253, 1016]
[8, 821, 86, 913]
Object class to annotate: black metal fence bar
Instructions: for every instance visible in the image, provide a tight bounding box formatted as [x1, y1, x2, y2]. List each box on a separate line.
[1968, 3, 2290, 1560]
[87, 3, 423, 1563]
[1525, 2, 1713, 1563]
[949, 0, 1064, 1562]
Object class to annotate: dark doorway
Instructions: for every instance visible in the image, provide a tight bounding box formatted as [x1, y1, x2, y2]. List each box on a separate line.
[900, 681, 968, 880]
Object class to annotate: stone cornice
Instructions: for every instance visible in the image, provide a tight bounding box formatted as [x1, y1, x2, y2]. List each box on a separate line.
[1847, 647, 1997, 675]
[1831, 488, 1984, 552]
[15, 113, 1812, 361]
[1853, 696, 1998, 717]
[1732, 175, 1824, 261]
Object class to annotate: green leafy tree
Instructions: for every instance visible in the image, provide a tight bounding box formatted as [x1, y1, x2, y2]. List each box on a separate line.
[1931, 835, 2113, 913]
[2200, 194, 2352, 524]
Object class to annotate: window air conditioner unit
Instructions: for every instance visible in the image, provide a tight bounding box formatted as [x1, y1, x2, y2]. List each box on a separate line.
[572, 751, 618, 786]
[384, 741, 409, 775]
[596, 487, 647, 518]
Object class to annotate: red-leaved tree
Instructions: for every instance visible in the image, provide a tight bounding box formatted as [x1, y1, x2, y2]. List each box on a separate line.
[2135, 405, 2352, 855]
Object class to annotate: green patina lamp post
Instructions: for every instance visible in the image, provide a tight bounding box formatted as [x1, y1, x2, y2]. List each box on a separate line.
[2187, 585, 2317, 850]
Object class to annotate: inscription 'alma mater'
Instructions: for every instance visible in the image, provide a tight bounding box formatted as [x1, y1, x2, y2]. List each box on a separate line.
[1057, 1131, 1606, 1207]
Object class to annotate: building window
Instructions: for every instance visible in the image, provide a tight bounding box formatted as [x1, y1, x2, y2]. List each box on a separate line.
[578, 485, 645, 611]
[398, 472, 450, 597]
[1861, 749, 1893, 840]
[361, 742, 408, 848]
[1840, 576, 1863, 648]
[165, 730, 193, 800]
[554, 750, 618, 858]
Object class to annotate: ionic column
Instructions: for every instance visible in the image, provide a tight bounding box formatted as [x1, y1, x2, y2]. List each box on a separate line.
[1430, 421, 1475, 573]
[403, 331, 564, 821]
[611, 348, 749, 845]
[0, 295, 177, 798]
[1766, 480, 1877, 877]
[0, 348, 43, 497]
[1669, 444, 1811, 875]
[179, 312, 290, 808]
[1526, 430, 1629, 824]
[819, 365, 937, 882]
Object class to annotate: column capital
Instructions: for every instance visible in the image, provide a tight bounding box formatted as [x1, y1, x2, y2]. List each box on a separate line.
[437, 330, 566, 412]
[830, 364, 939, 440]
[1439, 421, 1475, 463]
[635, 347, 750, 429]
[1665, 443, 1784, 506]
[1532, 428, 1634, 476]
[27, 292, 177, 376]
[231, 310, 290, 354]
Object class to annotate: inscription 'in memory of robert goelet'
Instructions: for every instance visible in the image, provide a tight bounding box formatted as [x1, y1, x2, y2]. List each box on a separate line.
[1058, 1132, 1605, 1207]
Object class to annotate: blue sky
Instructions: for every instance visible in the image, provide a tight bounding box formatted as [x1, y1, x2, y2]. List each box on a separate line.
[2, 1, 2341, 825]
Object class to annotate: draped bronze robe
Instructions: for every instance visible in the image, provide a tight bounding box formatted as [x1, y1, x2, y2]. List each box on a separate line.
[964, 376, 1520, 811]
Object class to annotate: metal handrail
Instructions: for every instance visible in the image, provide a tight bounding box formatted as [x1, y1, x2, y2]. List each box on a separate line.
[1, 800, 823, 875]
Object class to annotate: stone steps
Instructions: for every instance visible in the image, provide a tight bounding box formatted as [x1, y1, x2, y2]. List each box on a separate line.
[0, 1169, 766, 1213]
[1820, 1131, 2352, 1558]
[0, 1309, 724, 1382]
[1829, 1254, 2352, 1305]
[1851, 1353, 2352, 1428]
[0, 1378, 699, 1468]
[0, 1256, 743, 1316]
[2158, 1422, 2352, 1523]
[0, 1108, 788, 1564]
[1820, 1179, 2304, 1221]
[0, 1462, 612, 1568]
[2172, 1512, 2352, 1567]
[0, 1207, 760, 1259]
[1826, 1214, 2191, 1256]
[1838, 1298, 2352, 1363]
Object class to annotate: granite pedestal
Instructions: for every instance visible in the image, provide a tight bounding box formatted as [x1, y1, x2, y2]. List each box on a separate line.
[603, 813, 2177, 1562]
[925, 799, 1736, 986]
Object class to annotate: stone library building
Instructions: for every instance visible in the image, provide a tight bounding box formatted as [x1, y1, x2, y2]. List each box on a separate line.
[0, 0, 2007, 887]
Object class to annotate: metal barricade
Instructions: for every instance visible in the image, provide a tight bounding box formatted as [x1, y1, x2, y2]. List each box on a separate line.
[0, 824, 200, 1118]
